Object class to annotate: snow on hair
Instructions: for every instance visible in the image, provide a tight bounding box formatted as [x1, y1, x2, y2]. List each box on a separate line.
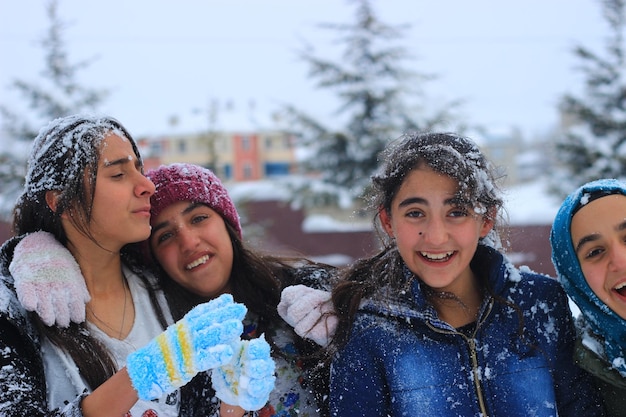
[24, 114, 133, 198]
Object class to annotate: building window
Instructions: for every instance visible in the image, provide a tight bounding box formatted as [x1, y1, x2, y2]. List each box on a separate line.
[149, 142, 162, 156]
[241, 135, 250, 151]
[243, 163, 253, 179]
[223, 164, 232, 180]
[265, 162, 289, 177]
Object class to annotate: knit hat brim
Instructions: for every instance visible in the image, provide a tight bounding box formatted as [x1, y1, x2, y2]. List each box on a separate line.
[147, 163, 242, 239]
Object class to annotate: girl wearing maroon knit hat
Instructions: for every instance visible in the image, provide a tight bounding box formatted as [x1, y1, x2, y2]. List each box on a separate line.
[0, 115, 261, 417]
[146, 163, 336, 417]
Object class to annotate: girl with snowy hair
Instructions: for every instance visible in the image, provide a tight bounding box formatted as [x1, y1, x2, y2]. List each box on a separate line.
[144, 162, 336, 417]
[324, 132, 605, 416]
[551, 178, 626, 416]
[0, 114, 274, 416]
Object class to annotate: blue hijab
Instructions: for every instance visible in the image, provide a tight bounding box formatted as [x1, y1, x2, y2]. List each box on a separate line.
[551, 178, 626, 375]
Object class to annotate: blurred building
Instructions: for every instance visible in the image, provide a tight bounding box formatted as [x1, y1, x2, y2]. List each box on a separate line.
[137, 129, 297, 181]
[0, 123, 560, 275]
[471, 126, 553, 186]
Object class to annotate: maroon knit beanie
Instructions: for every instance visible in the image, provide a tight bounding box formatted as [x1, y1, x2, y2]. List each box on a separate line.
[146, 163, 242, 238]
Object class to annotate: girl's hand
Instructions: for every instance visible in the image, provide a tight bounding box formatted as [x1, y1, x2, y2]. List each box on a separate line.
[126, 294, 247, 400]
[278, 284, 337, 346]
[219, 402, 246, 417]
[212, 335, 276, 411]
[10, 231, 90, 327]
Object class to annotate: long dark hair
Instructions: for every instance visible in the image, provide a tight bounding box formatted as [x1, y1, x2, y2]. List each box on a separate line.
[154, 222, 333, 414]
[159, 222, 326, 340]
[12, 114, 168, 389]
[331, 132, 510, 351]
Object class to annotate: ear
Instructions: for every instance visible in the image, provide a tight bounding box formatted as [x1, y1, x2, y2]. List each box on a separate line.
[479, 207, 496, 238]
[45, 191, 60, 213]
[379, 207, 394, 238]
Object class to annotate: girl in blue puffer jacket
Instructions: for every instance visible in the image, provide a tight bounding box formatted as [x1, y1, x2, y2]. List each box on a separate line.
[327, 132, 605, 416]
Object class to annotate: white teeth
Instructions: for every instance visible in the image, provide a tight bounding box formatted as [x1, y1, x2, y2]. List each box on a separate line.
[186, 255, 209, 270]
[420, 251, 453, 260]
[615, 282, 626, 290]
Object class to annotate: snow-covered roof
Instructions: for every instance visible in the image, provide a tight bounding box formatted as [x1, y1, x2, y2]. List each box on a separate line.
[504, 180, 561, 226]
[225, 177, 562, 230]
[227, 179, 293, 203]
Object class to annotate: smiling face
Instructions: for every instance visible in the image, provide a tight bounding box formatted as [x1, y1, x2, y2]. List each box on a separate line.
[150, 200, 234, 298]
[379, 165, 493, 297]
[571, 194, 626, 319]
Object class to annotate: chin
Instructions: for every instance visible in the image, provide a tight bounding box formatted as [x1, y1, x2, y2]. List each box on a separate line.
[136, 228, 152, 241]
[198, 290, 221, 299]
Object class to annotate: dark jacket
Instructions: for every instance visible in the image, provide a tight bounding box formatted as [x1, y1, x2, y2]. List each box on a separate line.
[330, 245, 606, 417]
[574, 329, 626, 417]
[0, 236, 59, 416]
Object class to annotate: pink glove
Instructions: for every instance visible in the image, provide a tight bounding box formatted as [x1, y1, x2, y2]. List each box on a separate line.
[277, 285, 337, 347]
[9, 231, 90, 327]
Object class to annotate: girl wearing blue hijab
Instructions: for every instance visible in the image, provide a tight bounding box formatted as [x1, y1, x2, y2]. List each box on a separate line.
[551, 178, 626, 416]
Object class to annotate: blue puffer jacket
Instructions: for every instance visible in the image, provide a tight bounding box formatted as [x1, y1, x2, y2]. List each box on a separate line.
[330, 245, 606, 417]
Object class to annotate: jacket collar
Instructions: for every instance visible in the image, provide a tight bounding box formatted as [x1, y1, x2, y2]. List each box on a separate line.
[360, 244, 510, 328]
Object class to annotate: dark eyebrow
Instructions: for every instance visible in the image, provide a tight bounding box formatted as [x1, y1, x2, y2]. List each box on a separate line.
[575, 220, 626, 253]
[575, 234, 599, 254]
[398, 197, 426, 207]
[103, 156, 132, 168]
[397, 196, 460, 208]
[182, 201, 205, 215]
[151, 202, 205, 234]
[103, 155, 144, 170]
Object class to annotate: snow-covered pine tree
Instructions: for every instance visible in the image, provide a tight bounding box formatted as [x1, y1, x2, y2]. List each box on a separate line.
[0, 0, 108, 220]
[552, 0, 626, 196]
[284, 0, 461, 208]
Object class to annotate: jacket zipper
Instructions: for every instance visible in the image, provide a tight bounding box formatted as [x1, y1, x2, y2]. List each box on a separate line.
[466, 336, 488, 416]
[425, 298, 494, 417]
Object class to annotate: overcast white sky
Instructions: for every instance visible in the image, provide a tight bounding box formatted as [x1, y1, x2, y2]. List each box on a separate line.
[0, 0, 609, 139]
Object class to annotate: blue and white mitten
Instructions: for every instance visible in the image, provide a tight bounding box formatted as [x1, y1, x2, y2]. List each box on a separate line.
[212, 335, 276, 411]
[126, 294, 247, 400]
[9, 231, 90, 327]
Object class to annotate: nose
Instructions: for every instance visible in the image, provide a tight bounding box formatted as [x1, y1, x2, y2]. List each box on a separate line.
[177, 226, 201, 252]
[136, 173, 156, 197]
[608, 245, 626, 272]
[421, 216, 448, 245]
